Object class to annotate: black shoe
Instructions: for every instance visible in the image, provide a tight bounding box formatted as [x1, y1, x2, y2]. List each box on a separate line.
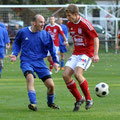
[28, 104, 38, 111]
[48, 103, 60, 109]
[73, 97, 85, 112]
[85, 99, 93, 110]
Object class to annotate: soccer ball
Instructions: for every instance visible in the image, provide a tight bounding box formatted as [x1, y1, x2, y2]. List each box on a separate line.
[95, 82, 109, 97]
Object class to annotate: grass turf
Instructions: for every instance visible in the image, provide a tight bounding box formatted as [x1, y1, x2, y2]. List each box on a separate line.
[0, 52, 120, 120]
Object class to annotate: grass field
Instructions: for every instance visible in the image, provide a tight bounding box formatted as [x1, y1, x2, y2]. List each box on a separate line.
[0, 51, 120, 120]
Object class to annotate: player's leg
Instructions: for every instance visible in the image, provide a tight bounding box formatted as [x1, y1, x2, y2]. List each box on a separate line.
[63, 66, 85, 111]
[74, 55, 93, 110]
[60, 45, 67, 70]
[35, 60, 60, 109]
[0, 47, 5, 78]
[55, 46, 60, 73]
[0, 59, 3, 78]
[60, 52, 65, 70]
[47, 56, 53, 74]
[21, 62, 38, 111]
[42, 76, 60, 109]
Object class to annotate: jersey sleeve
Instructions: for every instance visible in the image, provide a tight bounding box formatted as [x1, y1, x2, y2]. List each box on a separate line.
[84, 23, 98, 39]
[12, 30, 22, 56]
[3, 29, 10, 44]
[43, 31, 58, 63]
[58, 25, 64, 36]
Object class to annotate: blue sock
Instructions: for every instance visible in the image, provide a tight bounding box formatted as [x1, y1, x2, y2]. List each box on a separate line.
[28, 90, 37, 105]
[0, 68, 1, 74]
[61, 59, 65, 67]
[47, 94, 55, 104]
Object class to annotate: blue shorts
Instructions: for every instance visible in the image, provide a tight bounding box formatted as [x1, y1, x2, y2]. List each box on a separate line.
[20, 59, 50, 79]
[0, 47, 5, 59]
[59, 45, 67, 53]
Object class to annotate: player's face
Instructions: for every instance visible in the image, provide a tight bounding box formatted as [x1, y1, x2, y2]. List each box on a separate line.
[49, 17, 55, 25]
[66, 12, 77, 23]
[58, 18, 63, 25]
[35, 16, 45, 31]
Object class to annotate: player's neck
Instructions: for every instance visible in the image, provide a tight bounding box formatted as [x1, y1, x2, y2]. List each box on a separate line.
[31, 26, 38, 32]
[74, 15, 80, 23]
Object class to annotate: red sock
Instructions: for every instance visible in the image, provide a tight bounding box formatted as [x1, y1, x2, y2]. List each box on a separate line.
[67, 80, 82, 102]
[49, 60, 54, 71]
[80, 80, 91, 101]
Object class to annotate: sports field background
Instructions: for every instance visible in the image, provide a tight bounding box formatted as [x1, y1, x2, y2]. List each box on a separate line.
[0, 47, 120, 120]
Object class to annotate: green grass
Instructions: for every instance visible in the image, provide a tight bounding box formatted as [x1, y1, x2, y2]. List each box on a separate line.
[0, 52, 120, 120]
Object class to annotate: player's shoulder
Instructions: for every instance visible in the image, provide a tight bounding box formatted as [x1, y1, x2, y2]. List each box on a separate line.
[67, 21, 73, 26]
[80, 17, 94, 30]
[45, 23, 51, 28]
[0, 22, 6, 29]
[39, 30, 50, 36]
[18, 26, 29, 33]
[54, 23, 61, 28]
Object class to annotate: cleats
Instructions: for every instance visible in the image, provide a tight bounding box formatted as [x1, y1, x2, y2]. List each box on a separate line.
[48, 103, 60, 109]
[50, 71, 52, 75]
[85, 99, 93, 110]
[73, 97, 85, 112]
[28, 104, 38, 111]
[61, 67, 64, 70]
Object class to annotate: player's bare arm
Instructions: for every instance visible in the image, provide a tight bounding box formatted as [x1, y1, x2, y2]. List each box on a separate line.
[62, 34, 69, 48]
[53, 62, 59, 72]
[92, 37, 99, 63]
[115, 38, 120, 50]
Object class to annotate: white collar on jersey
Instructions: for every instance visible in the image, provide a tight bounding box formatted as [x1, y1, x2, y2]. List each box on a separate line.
[28, 26, 32, 32]
[73, 16, 81, 24]
[49, 23, 57, 27]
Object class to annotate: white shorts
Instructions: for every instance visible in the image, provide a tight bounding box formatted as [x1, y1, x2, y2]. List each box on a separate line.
[65, 54, 92, 71]
[47, 46, 60, 56]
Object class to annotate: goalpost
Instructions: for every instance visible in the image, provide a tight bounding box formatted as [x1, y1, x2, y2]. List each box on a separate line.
[0, 4, 120, 53]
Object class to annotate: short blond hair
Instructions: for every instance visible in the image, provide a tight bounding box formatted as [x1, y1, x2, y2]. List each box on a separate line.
[65, 4, 79, 14]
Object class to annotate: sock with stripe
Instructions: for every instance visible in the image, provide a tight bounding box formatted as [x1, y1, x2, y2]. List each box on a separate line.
[80, 80, 92, 101]
[47, 93, 55, 104]
[28, 90, 37, 105]
[67, 80, 82, 101]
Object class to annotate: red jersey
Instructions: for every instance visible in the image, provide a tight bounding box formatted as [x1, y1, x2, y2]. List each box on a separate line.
[118, 31, 120, 39]
[45, 23, 64, 47]
[67, 17, 98, 58]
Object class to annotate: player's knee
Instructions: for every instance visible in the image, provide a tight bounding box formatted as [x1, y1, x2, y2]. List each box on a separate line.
[74, 72, 83, 81]
[24, 70, 33, 78]
[48, 84, 55, 93]
[63, 71, 71, 81]
[62, 71, 67, 79]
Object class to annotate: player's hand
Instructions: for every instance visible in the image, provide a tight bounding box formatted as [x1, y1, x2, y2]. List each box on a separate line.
[9, 55, 16, 62]
[92, 55, 99, 63]
[64, 41, 69, 48]
[115, 45, 119, 50]
[53, 63, 59, 73]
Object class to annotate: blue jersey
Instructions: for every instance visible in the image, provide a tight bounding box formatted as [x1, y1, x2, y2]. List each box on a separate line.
[12, 27, 58, 63]
[0, 23, 6, 29]
[0, 27, 10, 47]
[59, 24, 68, 46]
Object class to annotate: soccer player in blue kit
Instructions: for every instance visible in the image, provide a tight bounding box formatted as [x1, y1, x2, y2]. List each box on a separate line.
[9, 14, 60, 111]
[0, 26, 10, 78]
[58, 18, 69, 70]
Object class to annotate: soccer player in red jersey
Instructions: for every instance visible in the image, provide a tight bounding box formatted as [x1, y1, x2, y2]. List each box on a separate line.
[115, 30, 120, 50]
[45, 16, 68, 74]
[63, 4, 99, 111]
